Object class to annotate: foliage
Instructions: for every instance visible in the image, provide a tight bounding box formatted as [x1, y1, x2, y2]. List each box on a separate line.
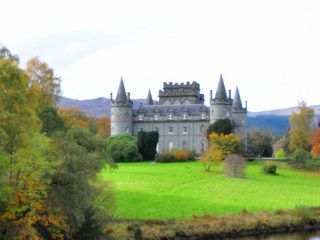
[0, 58, 39, 154]
[289, 101, 315, 152]
[25, 57, 61, 110]
[290, 148, 311, 165]
[38, 106, 67, 136]
[275, 148, 286, 159]
[137, 131, 159, 160]
[50, 126, 114, 238]
[96, 115, 111, 139]
[156, 149, 195, 163]
[207, 118, 234, 135]
[248, 129, 274, 159]
[0, 133, 67, 239]
[310, 129, 320, 158]
[107, 134, 142, 162]
[200, 144, 224, 171]
[223, 154, 246, 178]
[261, 161, 278, 175]
[0, 45, 19, 63]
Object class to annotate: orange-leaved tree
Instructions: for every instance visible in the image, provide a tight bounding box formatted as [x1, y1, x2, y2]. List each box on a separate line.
[310, 129, 320, 158]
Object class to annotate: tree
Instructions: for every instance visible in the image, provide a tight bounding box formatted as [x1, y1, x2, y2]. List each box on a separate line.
[207, 119, 234, 135]
[0, 58, 39, 154]
[247, 129, 274, 159]
[310, 129, 320, 158]
[25, 57, 61, 110]
[38, 106, 67, 136]
[137, 131, 159, 160]
[289, 101, 315, 152]
[0, 133, 67, 239]
[96, 116, 111, 139]
[0, 45, 19, 63]
[107, 134, 142, 162]
[200, 133, 241, 171]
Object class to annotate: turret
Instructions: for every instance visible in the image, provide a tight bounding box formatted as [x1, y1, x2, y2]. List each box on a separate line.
[209, 74, 233, 123]
[231, 87, 247, 145]
[144, 89, 154, 105]
[110, 78, 133, 135]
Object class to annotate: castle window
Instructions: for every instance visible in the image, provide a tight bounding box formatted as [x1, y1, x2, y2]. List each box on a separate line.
[183, 114, 187, 119]
[164, 100, 170, 105]
[182, 141, 188, 150]
[168, 141, 173, 150]
[154, 114, 158, 120]
[139, 126, 143, 132]
[242, 119, 245, 124]
[154, 126, 159, 132]
[201, 141, 206, 153]
[201, 113, 205, 119]
[200, 125, 204, 133]
[139, 114, 143, 120]
[169, 126, 173, 134]
[169, 114, 173, 119]
[183, 126, 188, 134]
[174, 100, 180, 105]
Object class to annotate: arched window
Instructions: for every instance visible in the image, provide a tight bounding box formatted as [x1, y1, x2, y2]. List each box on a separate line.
[139, 126, 143, 132]
[154, 126, 159, 132]
[168, 141, 173, 150]
[182, 141, 188, 150]
[201, 141, 206, 153]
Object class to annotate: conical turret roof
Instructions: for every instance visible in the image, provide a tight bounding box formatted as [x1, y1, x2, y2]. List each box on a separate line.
[115, 77, 127, 102]
[145, 89, 154, 105]
[215, 74, 228, 100]
[233, 87, 243, 109]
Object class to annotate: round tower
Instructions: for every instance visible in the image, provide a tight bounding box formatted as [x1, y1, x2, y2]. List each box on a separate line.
[110, 78, 133, 135]
[210, 74, 233, 124]
[231, 86, 247, 144]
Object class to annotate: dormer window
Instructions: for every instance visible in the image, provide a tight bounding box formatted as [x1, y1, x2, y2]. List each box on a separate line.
[183, 114, 187, 119]
[201, 113, 205, 119]
[139, 114, 143, 120]
[154, 114, 158, 120]
[169, 114, 173, 119]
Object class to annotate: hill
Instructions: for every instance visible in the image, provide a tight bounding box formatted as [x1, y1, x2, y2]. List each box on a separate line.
[58, 97, 319, 135]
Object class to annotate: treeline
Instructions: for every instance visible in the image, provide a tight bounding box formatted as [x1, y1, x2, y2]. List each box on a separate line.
[0, 46, 114, 239]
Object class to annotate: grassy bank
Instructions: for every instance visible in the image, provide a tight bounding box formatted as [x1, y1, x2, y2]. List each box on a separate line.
[102, 161, 320, 219]
[107, 207, 320, 239]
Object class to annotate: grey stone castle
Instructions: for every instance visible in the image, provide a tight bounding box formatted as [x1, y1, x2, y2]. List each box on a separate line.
[110, 75, 247, 154]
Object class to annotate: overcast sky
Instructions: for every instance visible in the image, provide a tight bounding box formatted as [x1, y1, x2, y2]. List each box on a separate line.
[1, 0, 320, 111]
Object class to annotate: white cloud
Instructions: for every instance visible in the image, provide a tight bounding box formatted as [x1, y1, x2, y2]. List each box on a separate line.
[1, 0, 320, 111]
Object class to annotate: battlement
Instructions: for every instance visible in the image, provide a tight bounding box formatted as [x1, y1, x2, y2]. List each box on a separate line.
[163, 81, 200, 90]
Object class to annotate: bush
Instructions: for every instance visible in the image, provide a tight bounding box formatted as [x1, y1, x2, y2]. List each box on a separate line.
[156, 149, 196, 163]
[107, 134, 142, 162]
[290, 148, 311, 165]
[137, 131, 159, 160]
[275, 148, 286, 159]
[223, 154, 246, 178]
[261, 161, 277, 175]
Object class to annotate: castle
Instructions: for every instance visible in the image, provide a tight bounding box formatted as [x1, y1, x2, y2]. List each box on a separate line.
[110, 74, 247, 154]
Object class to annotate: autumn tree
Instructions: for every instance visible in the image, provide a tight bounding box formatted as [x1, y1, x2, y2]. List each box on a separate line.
[25, 57, 61, 110]
[38, 106, 67, 136]
[310, 129, 320, 158]
[96, 115, 111, 139]
[0, 58, 39, 154]
[247, 129, 274, 159]
[289, 101, 315, 152]
[0, 45, 19, 62]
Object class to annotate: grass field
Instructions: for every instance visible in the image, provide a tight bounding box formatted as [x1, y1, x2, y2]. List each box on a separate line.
[102, 161, 320, 220]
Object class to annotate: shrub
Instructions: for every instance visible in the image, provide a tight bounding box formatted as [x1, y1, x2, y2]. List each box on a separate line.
[107, 134, 142, 162]
[275, 148, 286, 159]
[261, 161, 277, 175]
[223, 154, 246, 178]
[290, 148, 311, 165]
[156, 149, 196, 163]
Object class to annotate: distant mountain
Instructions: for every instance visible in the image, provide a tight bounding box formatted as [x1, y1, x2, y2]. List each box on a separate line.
[58, 97, 319, 135]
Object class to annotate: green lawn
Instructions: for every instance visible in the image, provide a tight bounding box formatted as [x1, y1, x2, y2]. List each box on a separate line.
[102, 161, 320, 220]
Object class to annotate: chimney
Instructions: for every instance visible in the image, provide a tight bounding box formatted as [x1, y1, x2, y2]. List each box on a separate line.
[245, 100, 248, 110]
[110, 92, 113, 102]
[210, 90, 213, 99]
[228, 90, 231, 99]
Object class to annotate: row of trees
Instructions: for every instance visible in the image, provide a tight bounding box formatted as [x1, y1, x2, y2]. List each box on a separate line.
[0, 46, 113, 239]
